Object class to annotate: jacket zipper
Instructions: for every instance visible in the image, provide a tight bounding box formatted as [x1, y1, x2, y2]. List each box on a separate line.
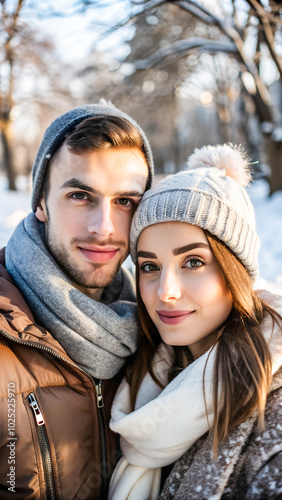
[94, 379, 108, 500]
[27, 392, 56, 500]
[0, 328, 109, 499]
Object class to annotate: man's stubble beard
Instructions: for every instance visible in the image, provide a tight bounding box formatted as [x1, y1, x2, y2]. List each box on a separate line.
[44, 219, 126, 291]
[49, 241, 124, 290]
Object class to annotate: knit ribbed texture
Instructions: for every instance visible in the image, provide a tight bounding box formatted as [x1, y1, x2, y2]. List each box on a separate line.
[130, 146, 260, 280]
[31, 101, 154, 211]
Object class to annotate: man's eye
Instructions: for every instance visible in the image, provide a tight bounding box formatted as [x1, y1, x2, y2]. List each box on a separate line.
[72, 192, 88, 200]
[118, 198, 134, 207]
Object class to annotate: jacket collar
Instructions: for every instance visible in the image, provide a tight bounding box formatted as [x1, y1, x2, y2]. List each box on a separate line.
[0, 247, 73, 359]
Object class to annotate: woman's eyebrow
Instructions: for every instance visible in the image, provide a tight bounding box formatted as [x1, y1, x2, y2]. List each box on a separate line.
[173, 242, 209, 256]
[137, 243, 209, 259]
[137, 251, 157, 258]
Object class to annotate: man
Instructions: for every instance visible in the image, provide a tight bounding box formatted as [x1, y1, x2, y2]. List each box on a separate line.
[0, 102, 153, 499]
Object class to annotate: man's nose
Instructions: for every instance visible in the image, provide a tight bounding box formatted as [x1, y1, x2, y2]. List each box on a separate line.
[157, 268, 181, 302]
[88, 199, 115, 237]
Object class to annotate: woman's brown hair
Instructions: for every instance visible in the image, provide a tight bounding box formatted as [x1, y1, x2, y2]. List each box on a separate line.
[126, 230, 281, 453]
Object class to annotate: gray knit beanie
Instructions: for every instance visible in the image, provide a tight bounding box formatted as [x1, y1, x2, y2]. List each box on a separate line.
[130, 144, 260, 280]
[31, 101, 154, 212]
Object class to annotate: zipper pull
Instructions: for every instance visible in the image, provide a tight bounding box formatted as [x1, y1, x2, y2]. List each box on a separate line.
[27, 393, 45, 426]
[95, 380, 104, 408]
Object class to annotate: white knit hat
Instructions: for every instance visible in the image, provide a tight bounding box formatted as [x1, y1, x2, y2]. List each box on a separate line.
[130, 144, 260, 280]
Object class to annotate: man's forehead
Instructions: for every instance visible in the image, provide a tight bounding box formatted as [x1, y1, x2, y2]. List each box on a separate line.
[47, 144, 148, 198]
[59, 177, 145, 198]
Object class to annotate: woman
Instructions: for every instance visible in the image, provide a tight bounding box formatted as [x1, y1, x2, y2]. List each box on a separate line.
[109, 144, 282, 499]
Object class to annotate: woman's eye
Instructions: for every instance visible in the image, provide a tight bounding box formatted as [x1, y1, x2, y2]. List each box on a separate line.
[140, 262, 159, 272]
[185, 257, 204, 269]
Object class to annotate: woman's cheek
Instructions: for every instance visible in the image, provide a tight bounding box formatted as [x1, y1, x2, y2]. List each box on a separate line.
[140, 278, 155, 307]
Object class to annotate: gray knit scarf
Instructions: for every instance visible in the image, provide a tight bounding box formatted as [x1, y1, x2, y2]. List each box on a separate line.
[5, 213, 138, 379]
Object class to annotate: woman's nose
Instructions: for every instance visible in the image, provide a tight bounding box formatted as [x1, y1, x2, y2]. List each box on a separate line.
[157, 269, 181, 302]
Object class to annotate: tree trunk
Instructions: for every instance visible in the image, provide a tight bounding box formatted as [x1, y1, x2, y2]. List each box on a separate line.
[0, 121, 16, 190]
[264, 134, 282, 193]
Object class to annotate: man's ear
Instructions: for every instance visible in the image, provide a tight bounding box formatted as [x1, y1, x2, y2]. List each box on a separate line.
[35, 197, 47, 222]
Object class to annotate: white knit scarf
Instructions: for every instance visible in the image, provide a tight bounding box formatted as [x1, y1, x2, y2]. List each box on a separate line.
[109, 345, 217, 499]
[5, 213, 138, 379]
[109, 291, 282, 499]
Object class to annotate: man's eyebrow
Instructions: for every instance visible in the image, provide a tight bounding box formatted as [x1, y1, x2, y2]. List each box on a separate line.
[60, 178, 95, 192]
[173, 242, 209, 256]
[60, 178, 144, 197]
[115, 191, 144, 197]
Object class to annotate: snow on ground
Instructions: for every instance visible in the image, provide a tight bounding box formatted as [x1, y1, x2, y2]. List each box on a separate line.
[0, 174, 282, 294]
[0, 176, 32, 248]
[247, 179, 282, 294]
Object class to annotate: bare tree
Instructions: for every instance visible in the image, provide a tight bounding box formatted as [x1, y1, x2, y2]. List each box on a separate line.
[0, 0, 73, 189]
[0, 0, 24, 189]
[115, 0, 282, 191]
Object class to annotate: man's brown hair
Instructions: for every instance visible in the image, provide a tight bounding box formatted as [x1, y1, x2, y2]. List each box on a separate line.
[42, 114, 148, 201]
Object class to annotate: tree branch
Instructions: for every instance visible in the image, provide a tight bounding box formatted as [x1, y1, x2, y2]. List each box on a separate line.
[246, 0, 282, 78]
[94, 0, 168, 39]
[171, 0, 274, 122]
[133, 37, 237, 70]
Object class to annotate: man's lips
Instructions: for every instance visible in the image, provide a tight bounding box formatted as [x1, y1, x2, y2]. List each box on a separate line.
[157, 310, 195, 325]
[79, 245, 119, 263]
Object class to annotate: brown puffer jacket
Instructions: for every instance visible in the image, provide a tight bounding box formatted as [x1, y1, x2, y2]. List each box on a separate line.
[0, 248, 122, 500]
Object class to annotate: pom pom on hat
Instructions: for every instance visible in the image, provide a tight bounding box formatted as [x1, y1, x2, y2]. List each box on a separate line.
[187, 143, 252, 187]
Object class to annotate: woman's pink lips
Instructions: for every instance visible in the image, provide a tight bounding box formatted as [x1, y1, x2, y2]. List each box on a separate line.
[79, 247, 119, 263]
[157, 310, 194, 325]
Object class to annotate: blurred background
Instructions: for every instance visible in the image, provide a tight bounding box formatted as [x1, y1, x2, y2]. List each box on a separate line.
[0, 0, 282, 291]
